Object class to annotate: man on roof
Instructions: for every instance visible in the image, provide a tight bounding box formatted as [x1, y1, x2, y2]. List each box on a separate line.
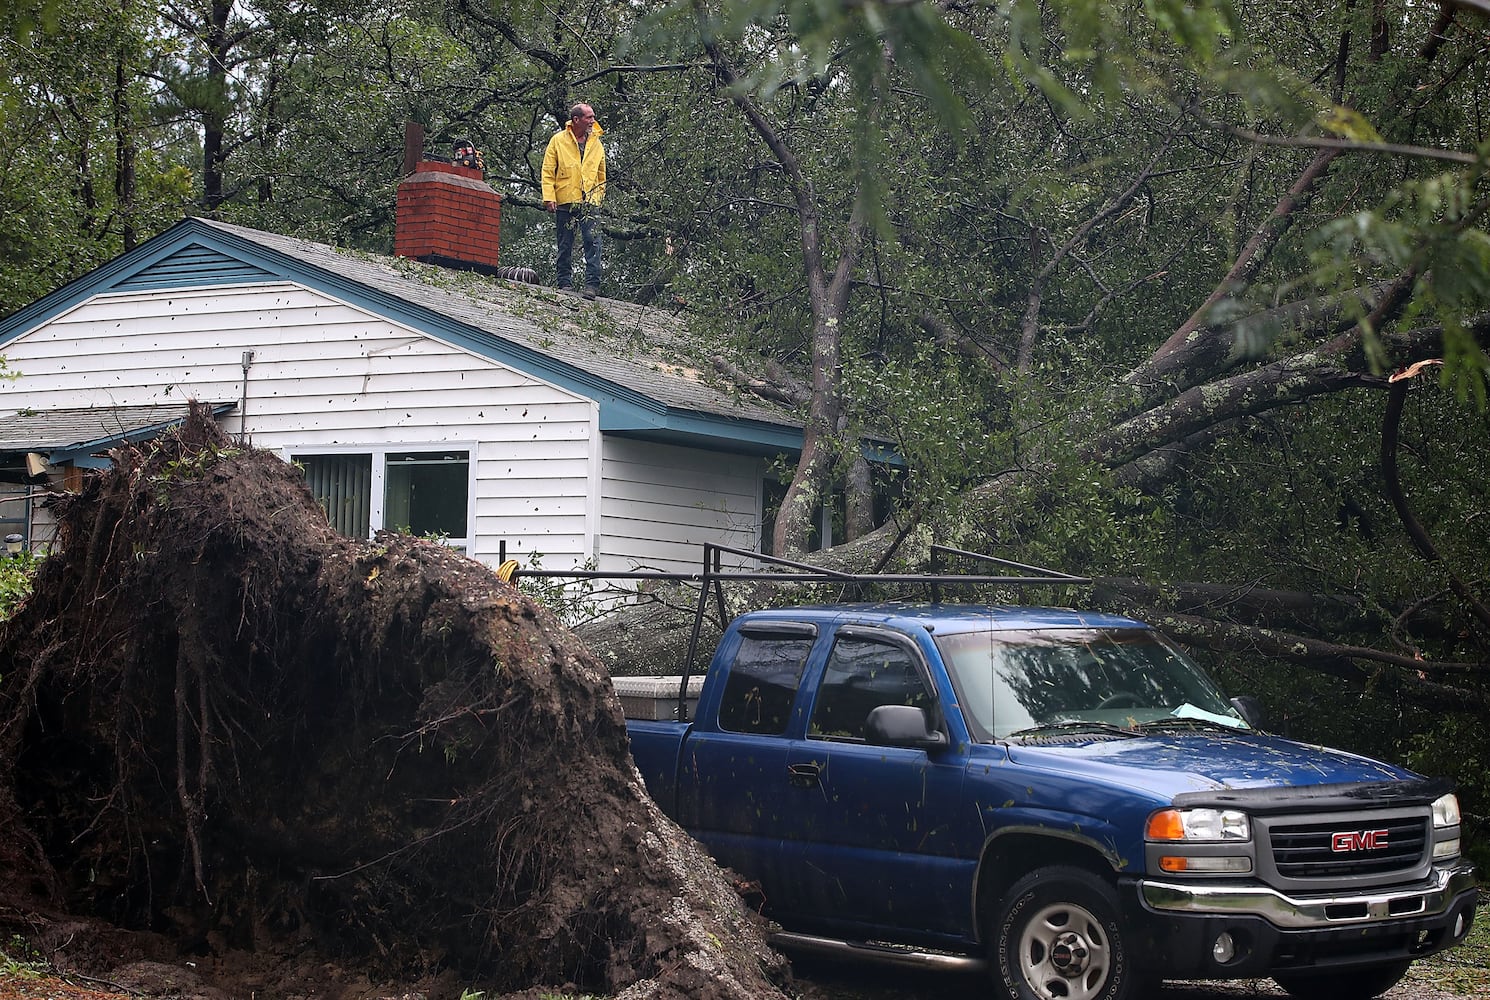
[541, 102, 607, 300]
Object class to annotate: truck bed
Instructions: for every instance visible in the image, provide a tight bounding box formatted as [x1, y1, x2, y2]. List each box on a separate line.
[616, 675, 703, 812]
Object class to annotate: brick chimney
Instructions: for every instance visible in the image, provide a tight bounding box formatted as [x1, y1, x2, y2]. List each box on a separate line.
[394, 124, 504, 274]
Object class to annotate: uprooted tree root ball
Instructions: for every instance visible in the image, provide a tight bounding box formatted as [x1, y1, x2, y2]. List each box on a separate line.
[0, 405, 789, 1000]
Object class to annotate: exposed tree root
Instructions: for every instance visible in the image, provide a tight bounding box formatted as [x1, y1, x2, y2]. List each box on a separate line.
[0, 404, 788, 1000]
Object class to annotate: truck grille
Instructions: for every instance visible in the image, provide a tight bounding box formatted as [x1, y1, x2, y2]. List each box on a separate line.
[1269, 816, 1427, 878]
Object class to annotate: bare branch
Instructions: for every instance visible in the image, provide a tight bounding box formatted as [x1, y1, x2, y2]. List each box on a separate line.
[1220, 127, 1483, 165]
[1018, 123, 1180, 372]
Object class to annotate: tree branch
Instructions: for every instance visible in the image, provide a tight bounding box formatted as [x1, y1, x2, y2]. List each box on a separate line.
[1147, 148, 1340, 366]
[1018, 123, 1179, 372]
[1218, 127, 1484, 165]
[1140, 611, 1486, 709]
[1381, 362, 1490, 631]
[1092, 354, 1384, 470]
[1122, 283, 1393, 410]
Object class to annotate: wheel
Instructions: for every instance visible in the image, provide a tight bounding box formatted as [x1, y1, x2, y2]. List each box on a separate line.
[989, 866, 1137, 1000]
[1273, 961, 1410, 999]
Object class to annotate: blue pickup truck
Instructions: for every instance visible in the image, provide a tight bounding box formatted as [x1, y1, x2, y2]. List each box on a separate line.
[619, 583, 1476, 1000]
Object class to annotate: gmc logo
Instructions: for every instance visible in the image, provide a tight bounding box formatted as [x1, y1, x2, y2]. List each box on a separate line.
[1331, 829, 1389, 852]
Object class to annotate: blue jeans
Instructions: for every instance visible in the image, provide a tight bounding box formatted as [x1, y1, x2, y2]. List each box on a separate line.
[555, 204, 601, 289]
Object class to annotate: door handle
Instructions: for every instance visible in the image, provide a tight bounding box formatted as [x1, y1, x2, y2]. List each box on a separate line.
[787, 761, 822, 787]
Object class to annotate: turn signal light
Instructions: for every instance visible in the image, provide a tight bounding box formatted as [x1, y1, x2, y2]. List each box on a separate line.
[1147, 811, 1186, 841]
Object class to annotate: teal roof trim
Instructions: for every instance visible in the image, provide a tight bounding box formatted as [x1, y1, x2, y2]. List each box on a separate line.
[1, 223, 310, 349]
[601, 400, 804, 456]
[0, 223, 286, 347]
[0, 219, 658, 417]
[862, 440, 905, 467]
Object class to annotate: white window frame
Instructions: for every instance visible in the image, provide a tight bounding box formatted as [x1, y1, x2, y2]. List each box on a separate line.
[285, 443, 477, 552]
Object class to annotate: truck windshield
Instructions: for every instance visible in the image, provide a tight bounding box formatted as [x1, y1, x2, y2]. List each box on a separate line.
[932, 628, 1246, 741]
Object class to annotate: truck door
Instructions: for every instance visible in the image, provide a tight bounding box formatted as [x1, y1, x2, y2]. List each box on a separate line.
[786, 627, 971, 938]
[677, 623, 820, 907]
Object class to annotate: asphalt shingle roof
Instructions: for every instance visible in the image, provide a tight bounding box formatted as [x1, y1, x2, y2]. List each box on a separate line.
[0, 402, 234, 455]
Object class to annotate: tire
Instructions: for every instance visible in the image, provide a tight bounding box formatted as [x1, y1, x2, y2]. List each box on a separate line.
[989, 865, 1138, 1000]
[1273, 961, 1410, 1000]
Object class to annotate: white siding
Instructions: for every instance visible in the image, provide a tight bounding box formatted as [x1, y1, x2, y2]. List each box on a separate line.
[599, 437, 763, 576]
[0, 282, 598, 569]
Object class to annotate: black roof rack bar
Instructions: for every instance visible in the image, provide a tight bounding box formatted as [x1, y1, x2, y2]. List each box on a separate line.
[928, 544, 1088, 604]
[501, 568, 1078, 586]
[501, 544, 1086, 588]
[497, 540, 1090, 725]
[929, 544, 1088, 581]
[704, 541, 862, 579]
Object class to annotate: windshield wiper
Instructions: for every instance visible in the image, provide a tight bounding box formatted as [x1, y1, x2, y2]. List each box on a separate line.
[1135, 716, 1248, 734]
[1007, 720, 1139, 739]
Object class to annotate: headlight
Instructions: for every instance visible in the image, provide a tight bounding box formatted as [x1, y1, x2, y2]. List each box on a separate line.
[1432, 793, 1463, 861]
[1147, 807, 1251, 842]
[1432, 793, 1462, 828]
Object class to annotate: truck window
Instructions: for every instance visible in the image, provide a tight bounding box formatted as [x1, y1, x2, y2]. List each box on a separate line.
[809, 637, 933, 741]
[934, 627, 1243, 740]
[716, 634, 814, 735]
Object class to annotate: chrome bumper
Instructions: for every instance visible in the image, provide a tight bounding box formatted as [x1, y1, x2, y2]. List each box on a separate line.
[1141, 861, 1476, 929]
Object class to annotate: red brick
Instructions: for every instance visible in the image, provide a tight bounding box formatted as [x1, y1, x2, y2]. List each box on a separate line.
[395, 165, 505, 266]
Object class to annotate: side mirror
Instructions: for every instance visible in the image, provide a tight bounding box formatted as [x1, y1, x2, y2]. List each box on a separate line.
[865, 704, 948, 750]
[1230, 695, 1267, 731]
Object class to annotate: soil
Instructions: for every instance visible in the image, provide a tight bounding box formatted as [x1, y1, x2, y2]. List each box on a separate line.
[0, 405, 788, 1000]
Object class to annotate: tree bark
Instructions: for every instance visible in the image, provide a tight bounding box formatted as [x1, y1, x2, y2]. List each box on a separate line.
[202, 0, 231, 213]
[705, 40, 869, 557]
[113, 13, 137, 251]
[1145, 148, 1340, 368]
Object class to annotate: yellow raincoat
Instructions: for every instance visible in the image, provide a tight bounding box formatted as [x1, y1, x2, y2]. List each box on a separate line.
[541, 121, 606, 207]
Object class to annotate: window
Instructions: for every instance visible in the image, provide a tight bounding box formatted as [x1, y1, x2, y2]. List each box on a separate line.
[0, 464, 34, 550]
[300, 454, 372, 537]
[933, 628, 1243, 741]
[294, 449, 470, 547]
[717, 633, 814, 736]
[809, 636, 933, 741]
[385, 452, 469, 538]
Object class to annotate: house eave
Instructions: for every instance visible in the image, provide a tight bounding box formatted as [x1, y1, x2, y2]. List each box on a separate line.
[602, 405, 805, 458]
[0, 402, 238, 468]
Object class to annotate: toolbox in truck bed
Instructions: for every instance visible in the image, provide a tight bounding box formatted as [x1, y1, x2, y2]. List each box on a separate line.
[612, 674, 702, 721]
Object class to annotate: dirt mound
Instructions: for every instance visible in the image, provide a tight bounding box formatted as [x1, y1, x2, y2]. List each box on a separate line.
[0, 404, 788, 999]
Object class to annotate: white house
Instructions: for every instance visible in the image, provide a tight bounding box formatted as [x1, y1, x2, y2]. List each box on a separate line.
[0, 203, 808, 579]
